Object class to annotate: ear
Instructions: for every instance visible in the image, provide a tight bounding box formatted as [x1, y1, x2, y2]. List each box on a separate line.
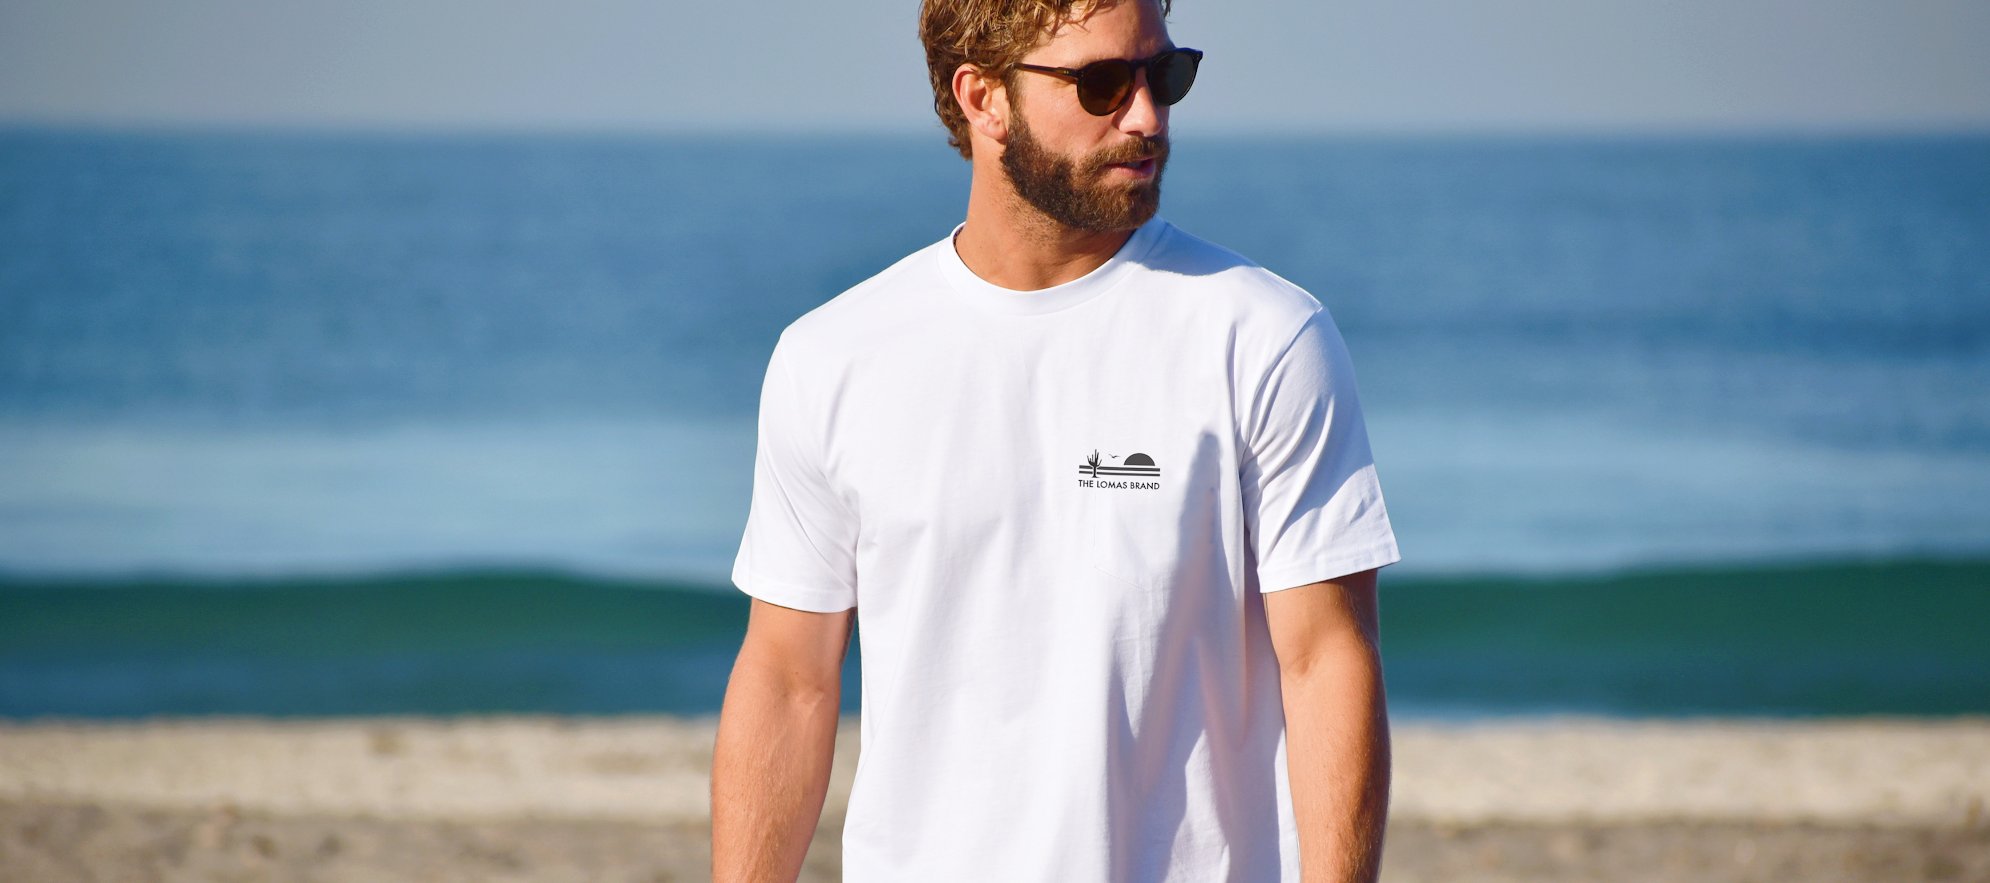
[952, 63, 1009, 145]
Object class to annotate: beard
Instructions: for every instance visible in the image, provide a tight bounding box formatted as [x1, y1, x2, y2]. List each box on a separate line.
[1000, 110, 1168, 234]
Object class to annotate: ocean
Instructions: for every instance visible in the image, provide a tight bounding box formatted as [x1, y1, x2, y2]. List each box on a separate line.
[2, 128, 1987, 720]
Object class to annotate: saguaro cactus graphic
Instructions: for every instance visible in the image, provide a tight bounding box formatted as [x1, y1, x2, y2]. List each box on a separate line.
[1087, 449, 1102, 477]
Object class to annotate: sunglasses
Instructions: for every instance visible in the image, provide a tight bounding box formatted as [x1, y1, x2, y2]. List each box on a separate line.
[1012, 47, 1204, 116]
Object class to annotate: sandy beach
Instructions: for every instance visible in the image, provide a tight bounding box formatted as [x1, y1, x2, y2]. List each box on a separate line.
[2, 714, 1986, 882]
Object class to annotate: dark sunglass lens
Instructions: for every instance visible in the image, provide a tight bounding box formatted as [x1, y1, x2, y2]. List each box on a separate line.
[1151, 50, 1200, 106]
[1076, 60, 1134, 115]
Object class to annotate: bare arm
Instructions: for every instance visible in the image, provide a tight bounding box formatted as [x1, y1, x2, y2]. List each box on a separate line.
[711, 597, 855, 882]
[1263, 568, 1389, 883]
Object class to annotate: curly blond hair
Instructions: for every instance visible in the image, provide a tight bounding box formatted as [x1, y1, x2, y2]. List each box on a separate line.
[919, 0, 1172, 159]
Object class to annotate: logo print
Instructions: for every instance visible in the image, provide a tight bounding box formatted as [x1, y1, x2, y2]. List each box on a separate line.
[1077, 449, 1161, 490]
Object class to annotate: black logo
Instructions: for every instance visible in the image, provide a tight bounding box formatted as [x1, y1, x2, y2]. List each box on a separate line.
[1077, 449, 1160, 490]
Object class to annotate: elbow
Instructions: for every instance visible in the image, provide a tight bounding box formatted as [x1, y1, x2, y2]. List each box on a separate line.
[727, 648, 845, 714]
[1276, 631, 1383, 684]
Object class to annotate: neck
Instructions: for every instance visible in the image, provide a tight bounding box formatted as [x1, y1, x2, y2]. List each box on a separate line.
[953, 162, 1140, 291]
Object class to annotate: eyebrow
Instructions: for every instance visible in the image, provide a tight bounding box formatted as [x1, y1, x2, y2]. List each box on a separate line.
[1050, 44, 1180, 69]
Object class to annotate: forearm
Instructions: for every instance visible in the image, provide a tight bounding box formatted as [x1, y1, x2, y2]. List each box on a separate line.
[710, 666, 842, 883]
[1280, 638, 1391, 883]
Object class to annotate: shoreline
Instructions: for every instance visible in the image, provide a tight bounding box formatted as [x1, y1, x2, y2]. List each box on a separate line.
[6, 713, 1986, 826]
[4, 714, 1987, 881]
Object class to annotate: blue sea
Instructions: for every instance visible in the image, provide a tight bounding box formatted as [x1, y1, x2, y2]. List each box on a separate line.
[2, 128, 1987, 720]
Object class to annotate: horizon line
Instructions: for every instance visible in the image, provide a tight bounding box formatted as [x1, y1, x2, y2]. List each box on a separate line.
[5, 116, 1990, 144]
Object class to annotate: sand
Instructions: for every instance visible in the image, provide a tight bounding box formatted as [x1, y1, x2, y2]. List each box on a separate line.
[2, 714, 1986, 881]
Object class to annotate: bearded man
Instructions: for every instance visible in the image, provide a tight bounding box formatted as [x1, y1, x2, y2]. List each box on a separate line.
[712, 1, 1401, 880]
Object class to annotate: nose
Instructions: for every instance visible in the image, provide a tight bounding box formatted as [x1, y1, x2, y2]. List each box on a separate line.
[1116, 67, 1165, 138]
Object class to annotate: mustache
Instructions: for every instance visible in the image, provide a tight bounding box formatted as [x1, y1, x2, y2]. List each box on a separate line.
[1087, 136, 1169, 171]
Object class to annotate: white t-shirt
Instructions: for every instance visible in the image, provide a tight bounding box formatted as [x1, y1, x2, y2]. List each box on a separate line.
[731, 215, 1401, 882]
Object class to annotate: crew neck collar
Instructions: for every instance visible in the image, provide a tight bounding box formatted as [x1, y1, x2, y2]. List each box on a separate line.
[937, 216, 1168, 316]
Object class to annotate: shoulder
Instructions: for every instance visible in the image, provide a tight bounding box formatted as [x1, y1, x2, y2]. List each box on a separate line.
[775, 234, 950, 365]
[1144, 219, 1329, 346]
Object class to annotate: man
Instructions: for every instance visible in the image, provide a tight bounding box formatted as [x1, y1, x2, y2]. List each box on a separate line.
[711, 1, 1400, 880]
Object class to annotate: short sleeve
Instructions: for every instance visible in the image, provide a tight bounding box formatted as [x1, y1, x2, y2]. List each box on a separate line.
[730, 334, 860, 612]
[1240, 308, 1401, 593]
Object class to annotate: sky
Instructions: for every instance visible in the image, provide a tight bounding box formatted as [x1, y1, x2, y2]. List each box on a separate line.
[1, 0, 1986, 135]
